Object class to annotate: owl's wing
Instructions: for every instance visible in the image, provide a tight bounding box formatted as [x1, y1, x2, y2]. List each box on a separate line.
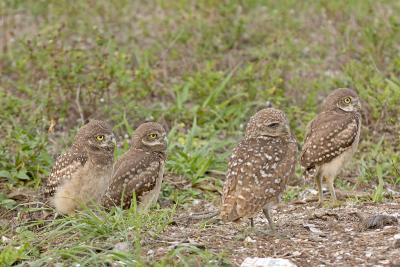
[300, 111, 360, 169]
[221, 145, 242, 218]
[221, 138, 292, 221]
[102, 149, 163, 209]
[43, 148, 87, 198]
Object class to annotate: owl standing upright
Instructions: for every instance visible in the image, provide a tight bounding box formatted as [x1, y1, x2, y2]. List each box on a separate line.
[300, 88, 361, 206]
[221, 108, 298, 229]
[43, 120, 116, 215]
[102, 122, 167, 210]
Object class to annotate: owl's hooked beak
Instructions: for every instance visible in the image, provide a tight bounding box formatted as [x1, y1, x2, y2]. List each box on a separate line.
[163, 134, 168, 146]
[101, 134, 116, 150]
[354, 99, 362, 110]
[110, 134, 117, 146]
[153, 134, 168, 149]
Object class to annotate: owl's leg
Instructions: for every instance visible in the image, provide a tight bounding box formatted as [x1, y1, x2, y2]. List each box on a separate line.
[262, 205, 275, 231]
[325, 175, 342, 207]
[315, 174, 323, 207]
[326, 175, 337, 201]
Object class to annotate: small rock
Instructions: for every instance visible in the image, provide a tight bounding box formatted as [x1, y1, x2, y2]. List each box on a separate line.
[244, 236, 256, 243]
[241, 257, 297, 267]
[299, 189, 318, 200]
[1, 236, 11, 244]
[192, 199, 201, 206]
[393, 233, 400, 249]
[292, 251, 302, 257]
[147, 249, 154, 256]
[113, 241, 132, 253]
[364, 214, 398, 229]
[303, 223, 326, 237]
[379, 260, 390, 265]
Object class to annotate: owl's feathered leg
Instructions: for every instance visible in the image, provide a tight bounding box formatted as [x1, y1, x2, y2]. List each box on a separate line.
[325, 175, 343, 207]
[315, 174, 323, 207]
[326, 175, 337, 201]
[249, 218, 254, 228]
[262, 205, 275, 231]
[304, 167, 324, 207]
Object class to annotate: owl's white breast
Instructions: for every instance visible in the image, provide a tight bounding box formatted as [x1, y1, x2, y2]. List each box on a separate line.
[52, 162, 113, 214]
[138, 161, 165, 211]
[320, 119, 361, 179]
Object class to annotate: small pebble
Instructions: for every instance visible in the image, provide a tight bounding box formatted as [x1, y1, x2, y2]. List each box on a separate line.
[241, 257, 297, 267]
[393, 233, 400, 249]
[244, 236, 256, 243]
[1, 236, 11, 244]
[113, 241, 132, 253]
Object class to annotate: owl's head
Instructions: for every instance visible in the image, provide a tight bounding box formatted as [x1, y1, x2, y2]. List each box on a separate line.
[245, 108, 291, 138]
[75, 120, 116, 154]
[322, 88, 361, 113]
[131, 122, 167, 152]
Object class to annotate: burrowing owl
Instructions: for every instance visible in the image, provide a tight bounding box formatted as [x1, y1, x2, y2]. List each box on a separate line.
[221, 108, 298, 229]
[43, 120, 116, 215]
[102, 122, 167, 210]
[300, 88, 361, 206]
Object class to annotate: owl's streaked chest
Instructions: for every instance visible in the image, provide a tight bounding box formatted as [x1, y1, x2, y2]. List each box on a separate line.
[320, 116, 361, 178]
[138, 161, 165, 211]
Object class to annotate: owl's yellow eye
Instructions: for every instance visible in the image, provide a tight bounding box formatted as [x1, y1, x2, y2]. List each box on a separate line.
[148, 133, 158, 139]
[343, 97, 352, 104]
[96, 135, 105, 141]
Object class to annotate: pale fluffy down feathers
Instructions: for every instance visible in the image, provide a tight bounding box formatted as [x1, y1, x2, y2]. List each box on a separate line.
[43, 120, 115, 215]
[53, 163, 112, 215]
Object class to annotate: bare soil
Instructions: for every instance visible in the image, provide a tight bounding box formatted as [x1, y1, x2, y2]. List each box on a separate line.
[145, 200, 400, 267]
[2, 180, 399, 266]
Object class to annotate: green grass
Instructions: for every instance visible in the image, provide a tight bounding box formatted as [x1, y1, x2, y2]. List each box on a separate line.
[1, 0, 400, 265]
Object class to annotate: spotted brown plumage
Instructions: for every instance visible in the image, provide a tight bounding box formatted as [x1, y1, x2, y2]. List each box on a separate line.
[221, 108, 298, 229]
[102, 122, 167, 210]
[43, 120, 116, 215]
[300, 88, 362, 206]
[43, 148, 87, 198]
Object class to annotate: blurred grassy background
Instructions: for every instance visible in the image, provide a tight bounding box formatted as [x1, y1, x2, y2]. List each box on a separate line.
[0, 0, 399, 265]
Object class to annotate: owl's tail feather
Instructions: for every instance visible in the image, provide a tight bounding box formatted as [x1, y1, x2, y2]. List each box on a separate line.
[220, 202, 241, 222]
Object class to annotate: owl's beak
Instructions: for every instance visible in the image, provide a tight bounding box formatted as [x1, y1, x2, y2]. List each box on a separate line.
[104, 134, 116, 149]
[110, 135, 117, 146]
[354, 99, 361, 109]
[163, 135, 168, 146]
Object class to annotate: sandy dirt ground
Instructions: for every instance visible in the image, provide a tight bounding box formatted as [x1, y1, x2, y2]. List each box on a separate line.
[144, 200, 400, 266]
